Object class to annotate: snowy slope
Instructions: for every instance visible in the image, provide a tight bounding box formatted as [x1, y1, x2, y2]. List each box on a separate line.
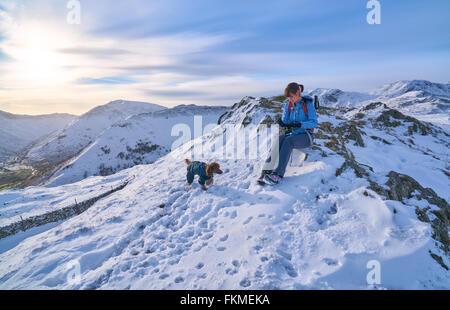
[0, 111, 75, 163]
[23, 100, 166, 166]
[42, 105, 228, 187]
[0, 96, 448, 290]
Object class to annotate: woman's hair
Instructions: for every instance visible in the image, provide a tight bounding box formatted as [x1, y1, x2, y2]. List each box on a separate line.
[284, 82, 304, 97]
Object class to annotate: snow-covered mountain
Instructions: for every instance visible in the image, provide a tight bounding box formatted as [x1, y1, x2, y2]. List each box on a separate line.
[308, 80, 449, 126]
[23, 100, 166, 166]
[308, 88, 376, 109]
[42, 105, 228, 187]
[370, 80, 450, 124]
[0, 95, 448, 289]
[0, 111, 75, 163]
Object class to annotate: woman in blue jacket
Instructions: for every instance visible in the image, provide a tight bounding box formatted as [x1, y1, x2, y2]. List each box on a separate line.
[259, 82, 317, 185]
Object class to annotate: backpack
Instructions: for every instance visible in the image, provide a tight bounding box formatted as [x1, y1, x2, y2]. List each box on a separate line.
[288, 95, 320, 133]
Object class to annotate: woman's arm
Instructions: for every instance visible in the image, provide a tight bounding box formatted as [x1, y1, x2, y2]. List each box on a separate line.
[281, 100, 290, 124]
[300, 101, 318, 129]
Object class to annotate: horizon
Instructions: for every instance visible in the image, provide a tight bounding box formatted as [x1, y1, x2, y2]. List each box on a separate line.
[0, 0, 449, 115]
[0, 78, 448, 117]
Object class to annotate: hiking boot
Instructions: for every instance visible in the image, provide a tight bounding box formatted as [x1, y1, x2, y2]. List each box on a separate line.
[264, 172, 282, 185]
[259, 170, 272, 180]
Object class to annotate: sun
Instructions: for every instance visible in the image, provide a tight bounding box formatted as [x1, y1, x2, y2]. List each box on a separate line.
[2, 21, 74, 86]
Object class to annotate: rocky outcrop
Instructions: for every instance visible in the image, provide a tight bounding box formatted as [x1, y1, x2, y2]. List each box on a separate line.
[370, 171, 449, 262]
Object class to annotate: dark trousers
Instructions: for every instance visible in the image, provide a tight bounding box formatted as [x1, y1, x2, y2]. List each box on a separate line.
[264, 133, 313, 177]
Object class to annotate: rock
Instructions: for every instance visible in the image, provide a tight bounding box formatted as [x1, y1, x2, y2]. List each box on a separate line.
[371, 171, 450, 254]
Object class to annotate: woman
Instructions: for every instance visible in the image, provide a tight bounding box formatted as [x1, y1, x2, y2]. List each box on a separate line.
[259, 82, 318, 185]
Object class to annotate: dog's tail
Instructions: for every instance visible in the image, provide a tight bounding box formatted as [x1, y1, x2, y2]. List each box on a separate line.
[184, 158, 191, 165]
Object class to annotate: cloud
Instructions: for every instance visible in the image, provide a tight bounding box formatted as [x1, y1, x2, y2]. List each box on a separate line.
[146, 89, 209, 98]
[77, 76, 138, 85]
[0, 0, 449, 115]
[58, 47, 132, 56]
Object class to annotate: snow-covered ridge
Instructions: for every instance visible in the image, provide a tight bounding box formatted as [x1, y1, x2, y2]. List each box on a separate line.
[1, 96, 448, 289]
[0, 111, 76, 163]
[370, 80, 450, 98]
[307, 80, 449, 125]
[23, 100, 166, 166]
[81, 100, 165, 118]
[308, 88, 376, 109]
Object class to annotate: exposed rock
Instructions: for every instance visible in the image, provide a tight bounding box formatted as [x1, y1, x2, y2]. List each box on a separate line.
[370, 136, 392, 145]
[370, 171, 450, 254]
[362, 102, 385, 111]
[335, 159, 370, 178]
[430, 252, 449, 271]
[374, 108, 433, 136]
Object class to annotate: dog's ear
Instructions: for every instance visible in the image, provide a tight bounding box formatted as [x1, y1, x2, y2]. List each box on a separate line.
[184, 159, 191, 165]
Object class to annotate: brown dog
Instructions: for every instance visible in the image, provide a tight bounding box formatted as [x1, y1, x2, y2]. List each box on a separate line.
[184, 159, 223, 190]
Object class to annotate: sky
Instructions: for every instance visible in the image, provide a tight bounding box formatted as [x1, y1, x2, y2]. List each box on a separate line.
[0, 0, 449, 115]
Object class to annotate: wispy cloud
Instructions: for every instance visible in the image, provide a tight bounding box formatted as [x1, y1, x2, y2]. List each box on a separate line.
[0, 0, 449, 115]
[77, 76, 138, 85]
[58, 47, 132, 56]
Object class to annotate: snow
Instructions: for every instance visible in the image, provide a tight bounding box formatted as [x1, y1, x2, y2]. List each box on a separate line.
[0, 94, 449, 290]
[0, 173, 129, 227]
[0, 80, 449, 290]
[0, 150, 443, 289]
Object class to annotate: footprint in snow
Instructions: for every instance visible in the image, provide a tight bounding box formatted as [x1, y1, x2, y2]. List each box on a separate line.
[159, 273, 169, 280]
[276, 248, 292, 261]
[243, 216, 253, 225]
[322, 258, 339, 266]
[174, 276, 184, 283]
[219, 234, 229, 242]
[217, 246, 227, 252]
[282, 213, 292, 221]
[327, 203, 338, 215]
[240, 279, 251, 288]
[196, 262, 204, 269]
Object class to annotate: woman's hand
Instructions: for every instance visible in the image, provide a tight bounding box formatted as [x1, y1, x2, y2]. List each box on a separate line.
[277, 118, 287, 128]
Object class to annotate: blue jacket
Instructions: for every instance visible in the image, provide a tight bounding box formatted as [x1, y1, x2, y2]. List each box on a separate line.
[281, 95, 318, 135]
[186, 161, 212, 186]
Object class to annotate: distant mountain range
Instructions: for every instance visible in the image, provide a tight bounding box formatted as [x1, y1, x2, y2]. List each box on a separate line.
[308, 80, 449, 125]
[0, 80, 448, 189]
[0, 111, 76, 163]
